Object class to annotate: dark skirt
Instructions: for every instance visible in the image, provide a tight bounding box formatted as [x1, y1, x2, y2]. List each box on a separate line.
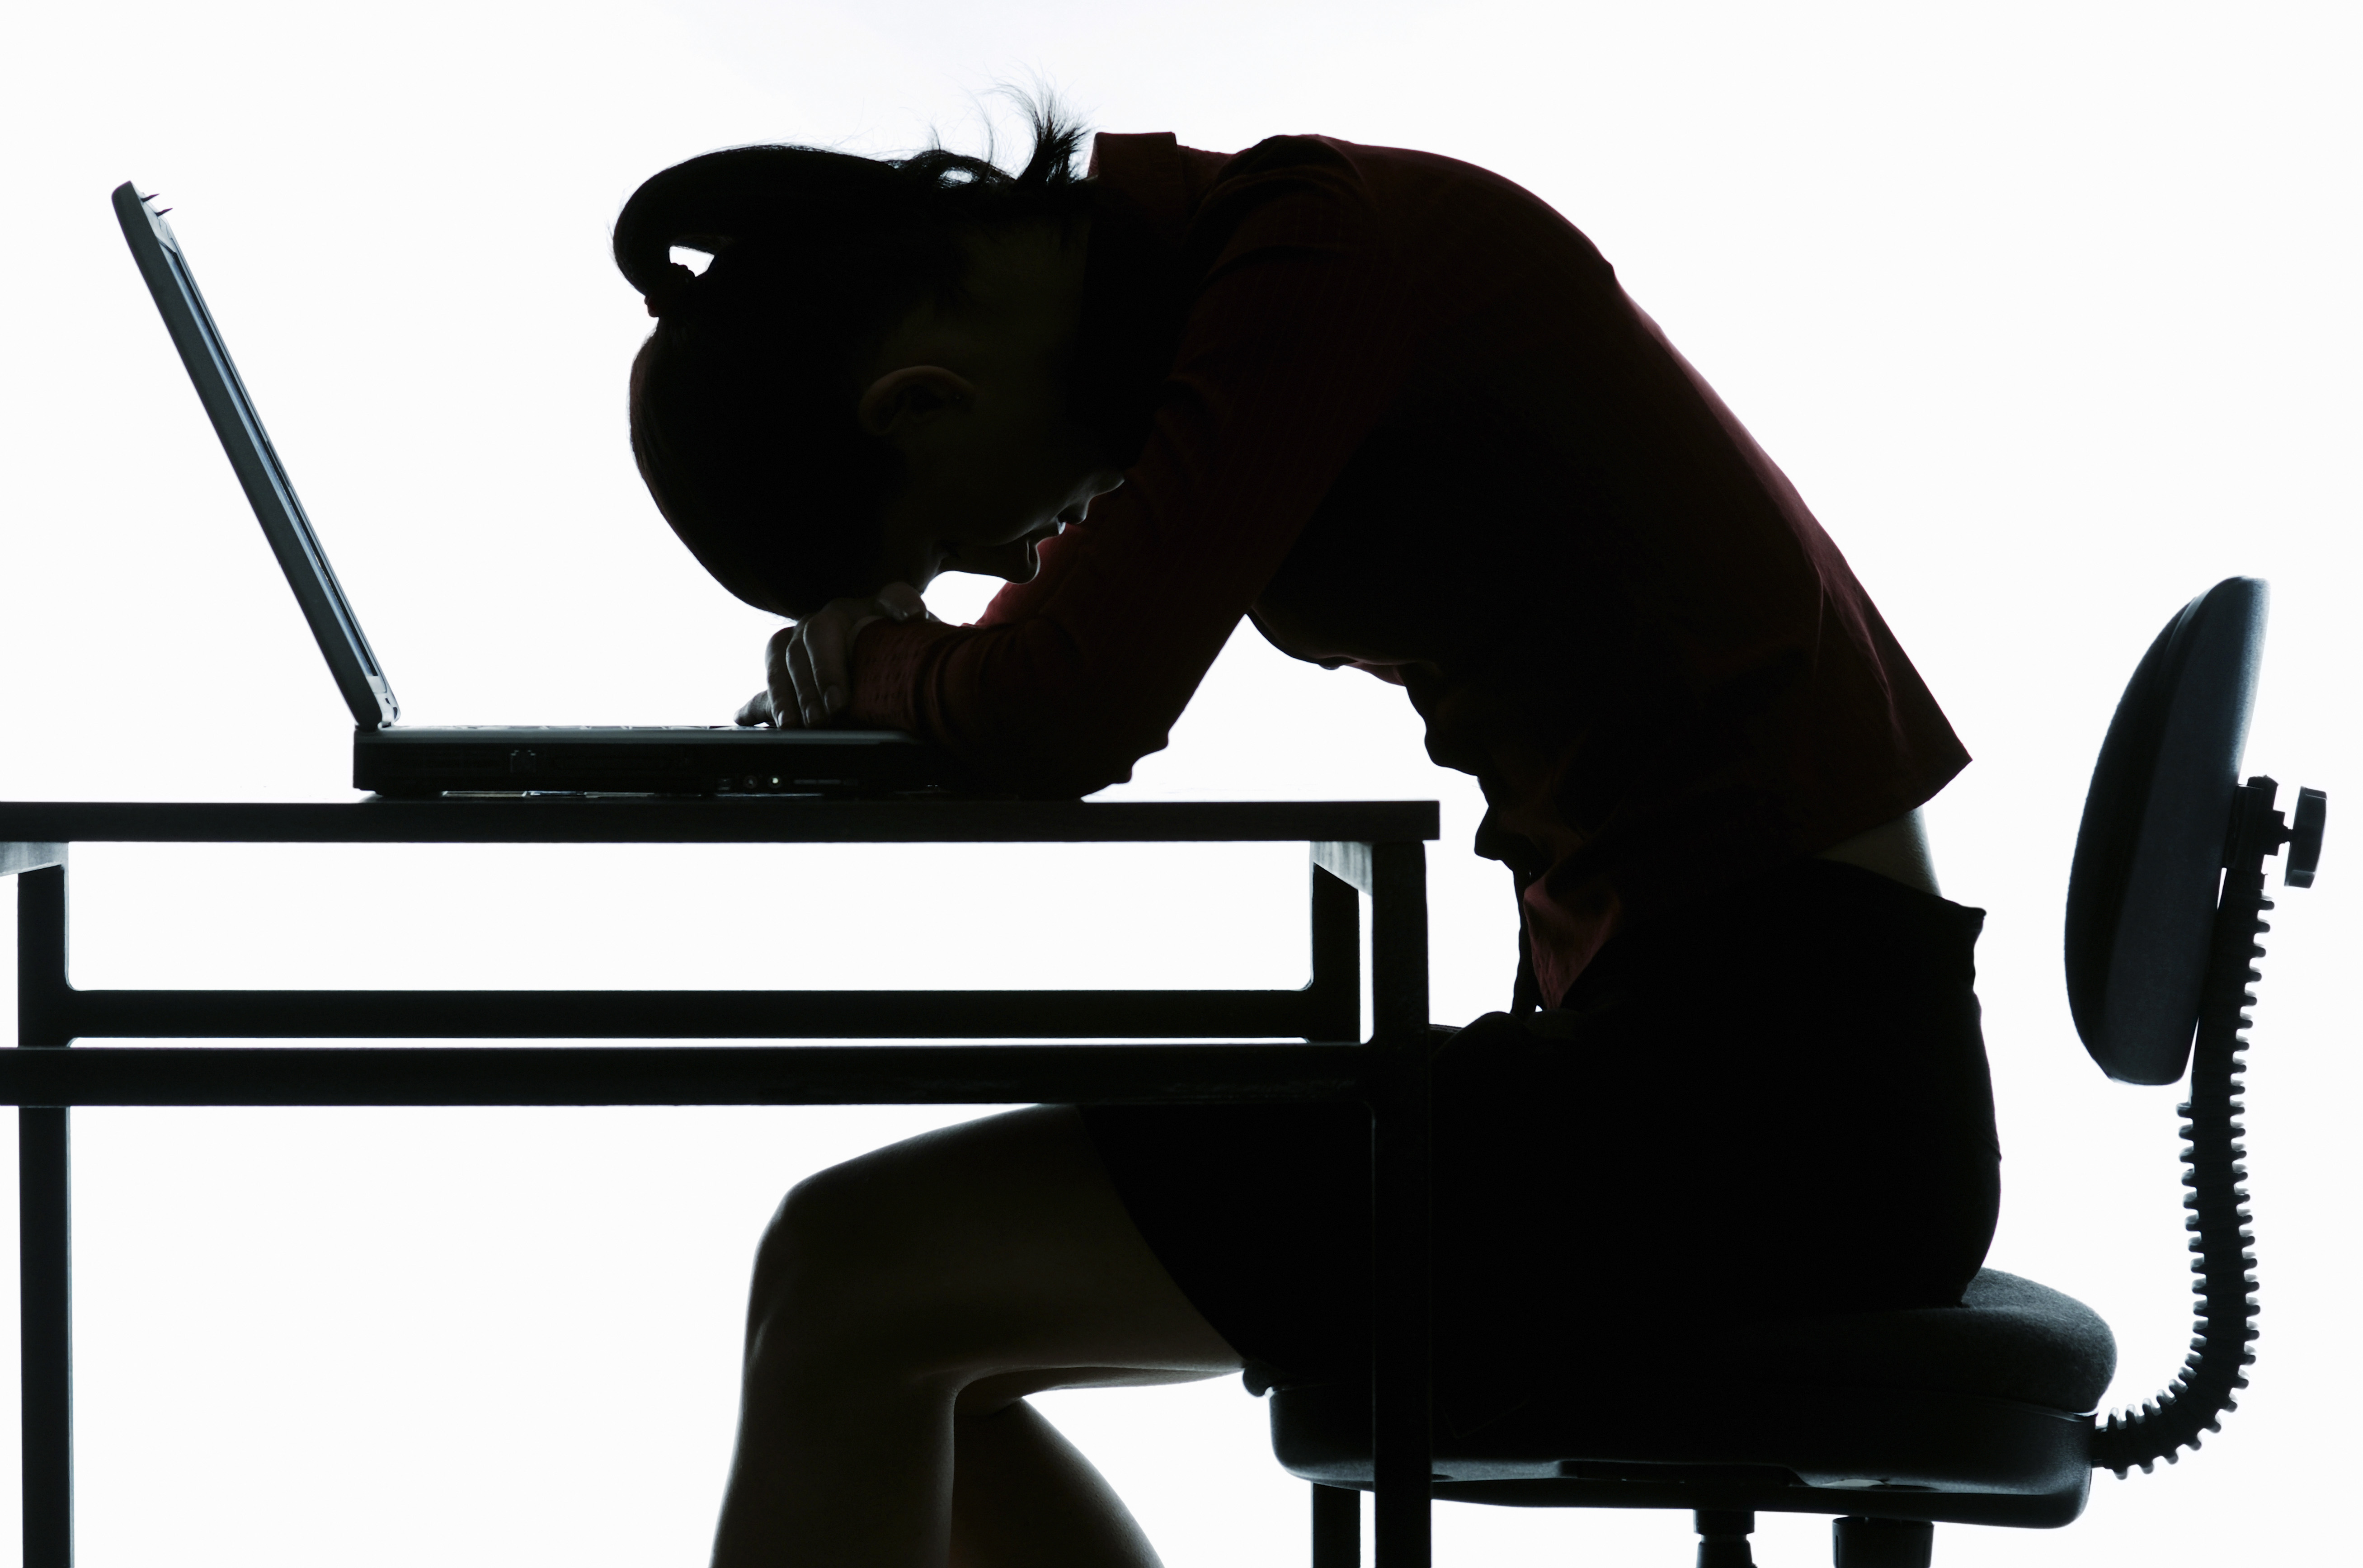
[1075, 857, 2002, 1437]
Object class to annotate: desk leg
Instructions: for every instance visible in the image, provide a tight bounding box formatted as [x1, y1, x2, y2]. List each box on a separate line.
[1367, 842, 1430, 1568]
[20, 1110, 70, 1568]
[18, 864, 72, 1568]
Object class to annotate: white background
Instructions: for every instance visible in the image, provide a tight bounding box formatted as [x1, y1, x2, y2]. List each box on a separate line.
[0, 2, 2355, 1563]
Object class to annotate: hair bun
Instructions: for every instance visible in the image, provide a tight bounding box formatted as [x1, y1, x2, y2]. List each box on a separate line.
[642, 259, 701, 319]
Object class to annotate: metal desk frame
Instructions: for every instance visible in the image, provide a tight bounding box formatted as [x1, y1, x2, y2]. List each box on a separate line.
[0, 797, 1438, 1568]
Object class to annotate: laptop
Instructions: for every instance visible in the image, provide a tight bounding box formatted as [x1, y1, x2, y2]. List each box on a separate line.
[111, 182, 949, 799]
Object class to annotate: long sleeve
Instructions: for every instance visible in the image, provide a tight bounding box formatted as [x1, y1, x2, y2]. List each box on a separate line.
[847, 137, 1417, 796]
[834, 129, 1969, 995]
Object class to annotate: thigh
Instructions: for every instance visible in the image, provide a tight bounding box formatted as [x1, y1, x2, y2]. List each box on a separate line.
[1075, 1100, 1374, 1392]
[756, 1104, 1244, 1400]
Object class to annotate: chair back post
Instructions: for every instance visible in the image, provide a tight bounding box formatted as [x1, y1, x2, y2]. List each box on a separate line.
[2090, 773, 2303, 1474]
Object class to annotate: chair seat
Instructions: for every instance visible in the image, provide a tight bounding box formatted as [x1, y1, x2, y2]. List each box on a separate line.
[1269, 1268, 2117, 1528]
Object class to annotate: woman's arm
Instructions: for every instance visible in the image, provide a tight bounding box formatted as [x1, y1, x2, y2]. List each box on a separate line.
[847, 138, 1421, 796]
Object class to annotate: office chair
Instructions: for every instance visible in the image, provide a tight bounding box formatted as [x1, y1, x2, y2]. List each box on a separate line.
[1267, 577, 2328, 1566]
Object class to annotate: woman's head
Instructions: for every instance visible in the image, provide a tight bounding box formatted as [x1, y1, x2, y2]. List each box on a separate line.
[615, 99, 1120, 617]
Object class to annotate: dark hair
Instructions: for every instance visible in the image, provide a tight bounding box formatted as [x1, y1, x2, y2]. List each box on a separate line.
[614, 97, 1094, 617]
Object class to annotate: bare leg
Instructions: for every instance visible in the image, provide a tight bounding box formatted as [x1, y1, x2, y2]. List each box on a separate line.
[950, 1394, 1161, 1568]
[711, 1106, 1243, 1568]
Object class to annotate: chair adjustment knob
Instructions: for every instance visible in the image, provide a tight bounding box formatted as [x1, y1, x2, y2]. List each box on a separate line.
[2284, 786, 2327, 888]
[1833, 1515, 1934, 1568]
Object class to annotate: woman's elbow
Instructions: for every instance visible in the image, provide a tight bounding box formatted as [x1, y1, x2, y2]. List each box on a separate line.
[973, 722, 1170, 800]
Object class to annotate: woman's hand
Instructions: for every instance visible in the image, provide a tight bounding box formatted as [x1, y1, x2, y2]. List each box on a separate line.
[735, 582, 929, 729]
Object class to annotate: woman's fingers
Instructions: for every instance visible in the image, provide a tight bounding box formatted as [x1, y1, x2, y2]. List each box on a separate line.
[763, 625, 799, 728]
[754, 589, 926, 728]
[735, 689, 776, 728]
[802, 613, 853, 721]
[763, 622, 827, 728]
[783, 627, 822, 725]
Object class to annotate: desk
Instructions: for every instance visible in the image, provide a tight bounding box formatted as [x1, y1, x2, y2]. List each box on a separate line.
[0, 797, 1439, 1568]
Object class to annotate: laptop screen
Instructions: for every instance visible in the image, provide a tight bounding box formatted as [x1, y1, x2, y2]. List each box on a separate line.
[112, 182, 400, 729]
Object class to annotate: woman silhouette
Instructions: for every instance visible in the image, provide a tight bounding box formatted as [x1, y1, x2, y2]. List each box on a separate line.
[615, 101, 2000, 1568]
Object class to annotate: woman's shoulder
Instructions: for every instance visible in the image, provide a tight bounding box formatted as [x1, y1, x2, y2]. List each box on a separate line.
[1088, 131, 1376, 248]
[1093, 129, 1519, 203]
[1092, 130, 1608, 286]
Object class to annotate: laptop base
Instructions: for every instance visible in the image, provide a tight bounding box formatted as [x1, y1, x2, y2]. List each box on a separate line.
[355, 726, 951, 798]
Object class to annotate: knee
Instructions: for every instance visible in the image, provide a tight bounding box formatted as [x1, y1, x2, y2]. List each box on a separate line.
[744, 1165, 911, 1367]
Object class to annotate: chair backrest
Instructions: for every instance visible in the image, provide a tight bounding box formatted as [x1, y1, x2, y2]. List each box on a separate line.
[2064, 578, 2266, 1086]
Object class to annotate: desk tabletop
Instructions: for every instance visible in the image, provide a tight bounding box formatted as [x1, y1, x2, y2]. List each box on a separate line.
[0, 796, 1439, 845]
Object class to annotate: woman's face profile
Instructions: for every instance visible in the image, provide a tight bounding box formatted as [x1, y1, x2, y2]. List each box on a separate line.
[843, 218, 1122, 594]
[857, 361, 1124, 592]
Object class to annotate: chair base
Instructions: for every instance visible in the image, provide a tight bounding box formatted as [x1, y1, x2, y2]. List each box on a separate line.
[1273, 1378, 2093, 1531]
[1431, 1474, 2081, 1531]
[1309, 1491, 1951, 1568]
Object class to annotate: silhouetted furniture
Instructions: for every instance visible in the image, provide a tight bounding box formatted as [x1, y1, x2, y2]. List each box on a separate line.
[0, 798, 1445, 1568]
[1268, 578, 2327, 1567]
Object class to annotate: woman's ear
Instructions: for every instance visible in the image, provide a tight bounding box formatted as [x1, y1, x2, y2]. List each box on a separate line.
[858, 366, 977, 438]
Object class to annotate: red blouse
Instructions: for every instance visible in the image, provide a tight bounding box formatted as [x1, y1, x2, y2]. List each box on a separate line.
[850, 131, 1968, 1006]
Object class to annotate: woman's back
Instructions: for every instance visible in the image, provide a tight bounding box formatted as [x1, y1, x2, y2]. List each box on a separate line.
[927, 130, 1968, 996]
